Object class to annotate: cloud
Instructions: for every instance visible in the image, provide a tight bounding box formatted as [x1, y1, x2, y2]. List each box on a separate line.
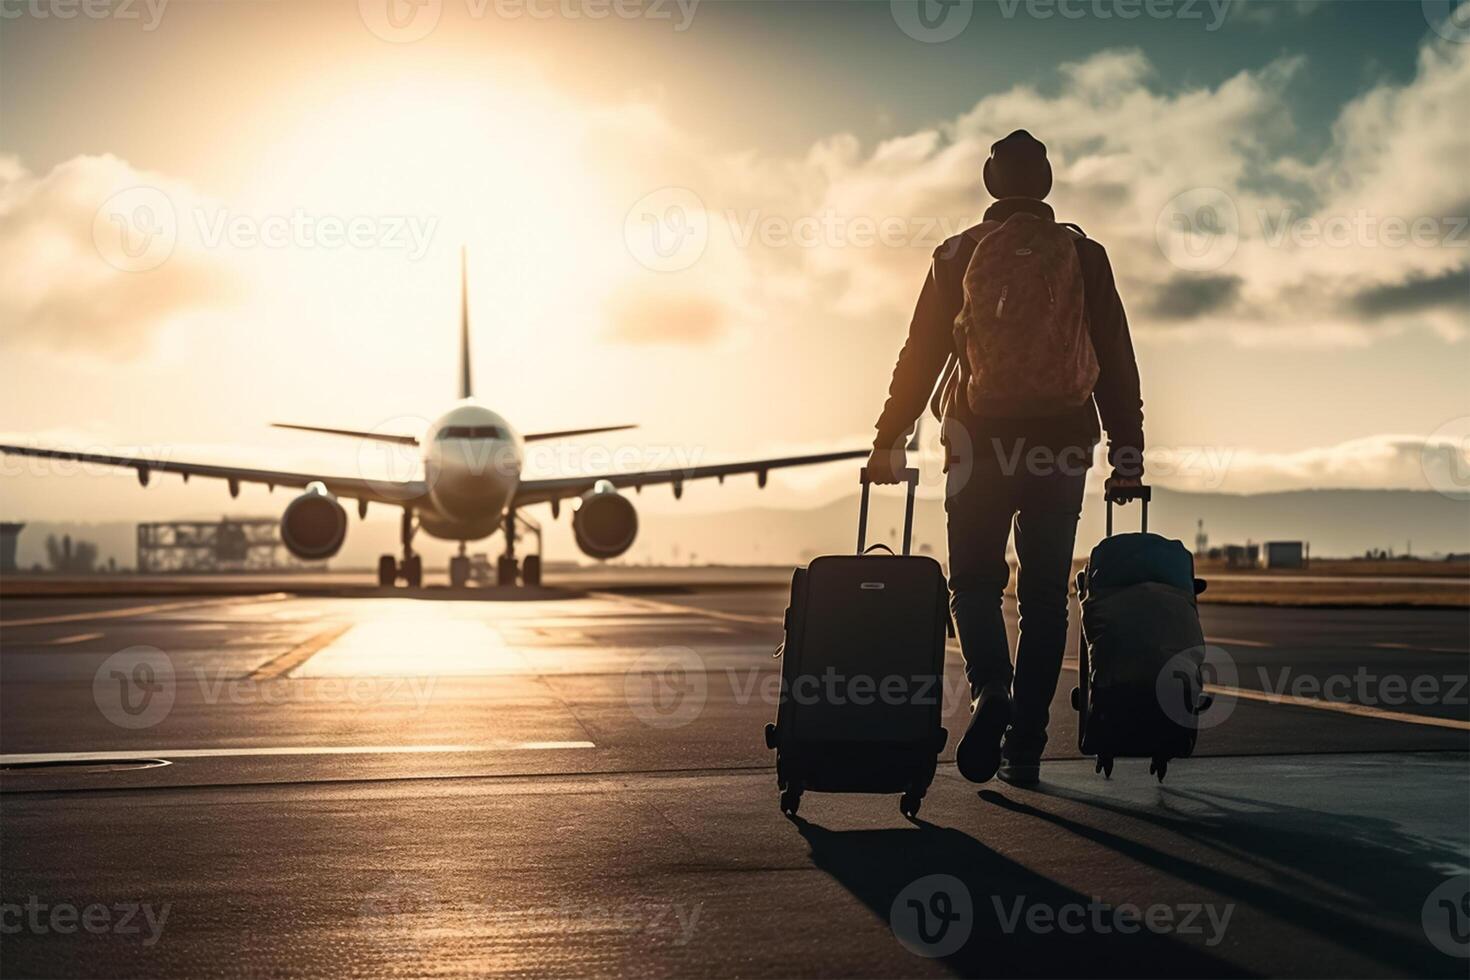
[603, 283, 731, 345]
[610, 34, 1469, 350]
[1144, 274, 1243, 321]
[0, 154, 241, 356]
[1147, 433, 1467, 495]
[1349, 269, 1469, 319]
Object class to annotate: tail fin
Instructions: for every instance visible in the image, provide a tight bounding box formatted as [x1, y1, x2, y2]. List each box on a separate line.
[458, 246, 473, 399]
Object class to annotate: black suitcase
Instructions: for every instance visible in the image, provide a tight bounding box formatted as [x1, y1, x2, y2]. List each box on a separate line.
[763, 467, 950, 818]
[1070, 485, 1211, 781]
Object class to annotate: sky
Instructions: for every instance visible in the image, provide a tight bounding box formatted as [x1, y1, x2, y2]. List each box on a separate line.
[1, 0, 1468, 529]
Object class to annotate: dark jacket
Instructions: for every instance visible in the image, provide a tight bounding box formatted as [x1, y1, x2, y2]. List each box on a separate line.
[872, 197, 1144, 476]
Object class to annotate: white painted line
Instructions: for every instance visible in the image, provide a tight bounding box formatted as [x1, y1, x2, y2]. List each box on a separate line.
[0, 742, 596, 765]
[1207, 637, 1272, 648]
[40, 632, 104, 646]
[0, 593, 289, 628]
[1373, 642, 1412, 650]
[1206, 685, 1470, 732]
[1060, 660, 1467, 731]
[589, 591, 782, 627]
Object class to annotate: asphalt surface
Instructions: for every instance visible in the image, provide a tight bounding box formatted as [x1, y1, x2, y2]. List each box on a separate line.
[0, 581, 1467, 978]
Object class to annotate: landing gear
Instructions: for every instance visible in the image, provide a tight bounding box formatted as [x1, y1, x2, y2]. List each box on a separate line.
[449, 543, 470, 589]
[494, 510, 545, 587]
[375, 508, 421, 588]
[496, 555, 518, 587]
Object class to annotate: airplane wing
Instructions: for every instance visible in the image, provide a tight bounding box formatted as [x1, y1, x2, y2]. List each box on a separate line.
[512, 448, 871, 507]
[0, 443, 428, 506]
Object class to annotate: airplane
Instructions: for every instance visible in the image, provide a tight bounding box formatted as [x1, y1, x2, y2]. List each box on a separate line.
[0, 251, 871, 589]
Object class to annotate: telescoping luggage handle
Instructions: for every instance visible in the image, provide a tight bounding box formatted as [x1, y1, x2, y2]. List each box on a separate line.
[1104, 482, 1152, 537]
[857, 466, 921, 556]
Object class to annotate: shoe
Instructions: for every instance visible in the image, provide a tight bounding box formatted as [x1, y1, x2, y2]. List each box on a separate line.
[997, 755, 1041, 787]
[955, 687, 1012, 783]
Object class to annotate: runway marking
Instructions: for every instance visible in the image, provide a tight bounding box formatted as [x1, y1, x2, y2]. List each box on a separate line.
[247, 625, 352, 680]
[1373, 642, 1413, 650]
[295, 620, 531, 677]
[588, 591, 782, 627]
[0, 742, 597, 765]
[39, 632, 104, 646]
[1207, 637, 1273, 648]
[1059, 661, 1469, 731]
[1204, 684, 1470, 732]
[0, 593, 289, 628]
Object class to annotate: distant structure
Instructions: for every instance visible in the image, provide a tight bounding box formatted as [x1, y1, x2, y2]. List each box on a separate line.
[1219, 543, 1260, 569]
[137, 517, 323, 573]
[0, 523, 22, 573]
[1262, 541, 1308, 569]
[1194, 519, 1208, 555]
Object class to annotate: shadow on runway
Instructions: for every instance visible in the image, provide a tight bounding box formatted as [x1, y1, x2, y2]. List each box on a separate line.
[981, 782, 1465, 978]
[791, 816, 1246, 978]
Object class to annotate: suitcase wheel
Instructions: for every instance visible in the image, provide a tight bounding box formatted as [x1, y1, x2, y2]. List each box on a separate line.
[763, 723, 778, 750]
[1095, 756, 1114, 779]
[1149, 758, 1168, 782]
[779, 787, 802, 817]
[1070, 686, 1081, 711]
[899, 792, 922, 820]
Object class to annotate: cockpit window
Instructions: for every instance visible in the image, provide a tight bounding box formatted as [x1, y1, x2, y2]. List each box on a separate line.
[437, 425, 502, 440]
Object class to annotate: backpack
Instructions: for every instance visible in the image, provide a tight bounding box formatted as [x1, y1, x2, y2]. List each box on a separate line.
[952, 212, 1098, 418]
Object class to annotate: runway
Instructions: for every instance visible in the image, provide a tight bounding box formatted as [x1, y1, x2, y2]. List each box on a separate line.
[1, 582, 1466, 977]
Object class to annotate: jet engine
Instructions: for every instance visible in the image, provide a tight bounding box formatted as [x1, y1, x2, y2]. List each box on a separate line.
[572, 480, 638, 560]
[280, 482, 348, 561]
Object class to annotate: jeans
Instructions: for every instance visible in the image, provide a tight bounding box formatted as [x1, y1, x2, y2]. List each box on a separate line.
[944, 436, 1088, 757]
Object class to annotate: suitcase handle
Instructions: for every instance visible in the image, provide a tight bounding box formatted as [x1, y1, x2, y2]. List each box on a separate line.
[1104, 483, 1151, 537]
[857, 466, 920, 556]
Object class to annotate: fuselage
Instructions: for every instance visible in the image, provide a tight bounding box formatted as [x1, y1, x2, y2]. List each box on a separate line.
[417, 400, 522, 541]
